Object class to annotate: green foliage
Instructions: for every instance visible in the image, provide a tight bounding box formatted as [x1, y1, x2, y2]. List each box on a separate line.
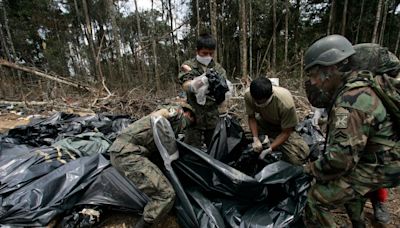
[1, 0, 399, 91]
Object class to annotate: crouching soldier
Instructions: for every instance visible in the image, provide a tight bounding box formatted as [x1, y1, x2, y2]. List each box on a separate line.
[109, 103, 195, 228]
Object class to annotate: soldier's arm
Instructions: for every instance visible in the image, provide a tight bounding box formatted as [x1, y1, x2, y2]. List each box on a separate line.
[270, 127, 293, 150]
[151, 109, 171, 119]
[178, 61, 196, 86]
[309, 106, 372, 181]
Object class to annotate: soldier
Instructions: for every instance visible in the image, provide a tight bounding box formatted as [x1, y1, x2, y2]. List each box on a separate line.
[309, 42, 400, 224]
[109, 103, 195, 228]
[303, 35, 400, 227]
[178, 33, 227, 148]
[244, 77, 310, 165]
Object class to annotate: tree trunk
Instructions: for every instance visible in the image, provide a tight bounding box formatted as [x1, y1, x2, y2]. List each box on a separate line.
[294, 0, 300, 61]
[355, 0, 365, 43]
[372, 0, 384, 43]
[151, 0, 161, 94]
[378, 0, 388, 45]
[133, 0, 147, 84]
[341, 0, 348, 35]
[284, 0, 289, 66]
[395, 27, 400, 56]
[249, 0, 253, 78]
[272, 0, 276, 72]
[327, 0, 336, 35]
[0, 1, 19, 79]
[209, 0, 218, 61]
[107, 0, 125, 81]
[1, 2, 17, 62]
[168, 0, 179, 75]
[82, 0, 103, 82]
[239, 0, 248, 81]
[196, 0, 200, 37]
[0, 23, 11, 61]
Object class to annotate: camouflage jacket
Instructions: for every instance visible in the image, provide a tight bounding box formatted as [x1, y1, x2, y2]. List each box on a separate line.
[178, 58, 227, 130]
[309, 72, 400, 195]
[109, 104, 188, 154]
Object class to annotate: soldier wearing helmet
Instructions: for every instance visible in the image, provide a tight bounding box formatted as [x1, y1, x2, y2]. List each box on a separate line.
[109, 103, 195, 228]
[303, 35, 400, 228]
[309, 42, 400, 224]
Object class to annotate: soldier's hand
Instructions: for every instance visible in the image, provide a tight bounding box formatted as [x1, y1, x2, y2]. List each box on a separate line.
[259, 147, 272, 160]
[252, 137, 263, 153]
[181, 64, 192, 73]
[189, 74, 208, 93]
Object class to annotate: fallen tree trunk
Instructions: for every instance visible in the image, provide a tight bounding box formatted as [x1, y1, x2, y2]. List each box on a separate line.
[0, 59, 96, 93]
[0, 100, 51, 106]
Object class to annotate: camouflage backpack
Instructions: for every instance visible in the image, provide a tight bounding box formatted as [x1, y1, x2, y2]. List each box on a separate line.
[348, 71, 400, 130]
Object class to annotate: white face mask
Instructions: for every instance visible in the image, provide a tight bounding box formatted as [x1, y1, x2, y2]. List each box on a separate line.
[196, 55, 213, 66]
[254, 95, 273, 108]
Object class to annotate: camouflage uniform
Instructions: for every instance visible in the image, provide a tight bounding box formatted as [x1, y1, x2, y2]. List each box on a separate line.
[109, 104, 189, 224]
[352, 43, 400, 224]
[178, 58, 226, 148]
[305, 72, 400, 227]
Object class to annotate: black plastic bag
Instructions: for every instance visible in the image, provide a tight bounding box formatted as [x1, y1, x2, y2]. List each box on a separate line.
[206, 69, 229, 105]
[0, 154, 109, 226]
[208, 115, 245, 162]
[151, 116, 310, 228]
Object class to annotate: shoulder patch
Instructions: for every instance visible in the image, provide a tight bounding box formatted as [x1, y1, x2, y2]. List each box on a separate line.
[334, 108, 350, 129]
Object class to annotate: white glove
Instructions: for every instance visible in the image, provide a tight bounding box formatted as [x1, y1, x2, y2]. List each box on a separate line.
[189, 74, 208, 93]
[259, 147, 272, 160]
[312, 108, 324, 126]
[252, 137, 263, 153]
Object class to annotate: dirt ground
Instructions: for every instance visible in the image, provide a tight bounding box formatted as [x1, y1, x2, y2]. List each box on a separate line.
[0, 109, 399, 227]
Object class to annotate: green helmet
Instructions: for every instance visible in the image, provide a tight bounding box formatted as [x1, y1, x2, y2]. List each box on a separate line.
[304, 35, 356, 71]
[352, 43, 400, 75]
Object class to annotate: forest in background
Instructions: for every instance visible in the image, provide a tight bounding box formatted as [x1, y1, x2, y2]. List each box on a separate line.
[0, 0, 400, 100]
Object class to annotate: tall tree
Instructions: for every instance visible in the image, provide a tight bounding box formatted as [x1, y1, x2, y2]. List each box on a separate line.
[151, 0, 161, 94]
[168, 0, 179, 74]
[379, 0, 388, 45]
[82, 0, 103, 82]
[341, 0, 348, 35]
[284, 0, 289, 66]
[355, 0, 365, 43]
[249, 0, 253, 78]
[272, 0, 276, 72]
[133, 0, 147, 83]
[294, 0, 301, 61]
[196, 0, 200, 37]
[239, 0, 248, 81]
[327, 0, 336, 35]
[209, 0, 217, 61]
[372, 0, 384, 43]
[107, 0, 125, 81]
[395, 27, 400, 55]
[0, 1, 16, 62]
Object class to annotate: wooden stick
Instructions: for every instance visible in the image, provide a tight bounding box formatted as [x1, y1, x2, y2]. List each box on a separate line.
[0, 59, 96, 93]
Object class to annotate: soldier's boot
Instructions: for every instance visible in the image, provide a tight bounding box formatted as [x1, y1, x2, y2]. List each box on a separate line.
[373, 201, 390, 224]
[135, 217, 152, 228]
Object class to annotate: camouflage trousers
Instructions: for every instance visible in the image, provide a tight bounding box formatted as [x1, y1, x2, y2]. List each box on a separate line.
[184, 127, 215, 148]
[110, 145, 175, 224]
[257, 122, 310, 166]
[305, 178, 368, 228]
